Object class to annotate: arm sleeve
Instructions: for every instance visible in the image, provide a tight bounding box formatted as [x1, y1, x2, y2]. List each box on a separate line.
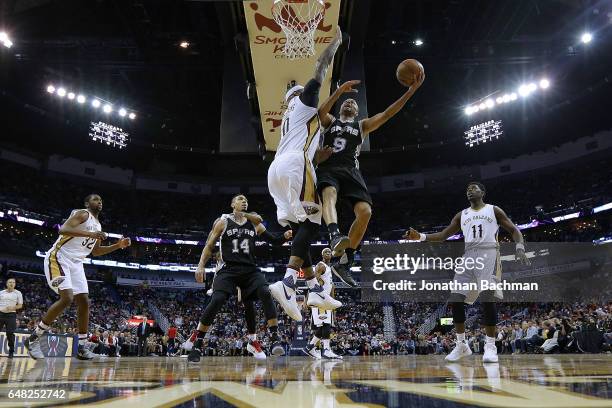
[299, 79, 321, 108]
[260, 230, 287, 245]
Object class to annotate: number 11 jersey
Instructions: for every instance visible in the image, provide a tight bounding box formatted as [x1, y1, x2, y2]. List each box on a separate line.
[460, 204, 499, 250]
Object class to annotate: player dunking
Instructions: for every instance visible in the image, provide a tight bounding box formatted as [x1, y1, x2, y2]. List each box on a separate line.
[268, 27, 343, 320]
[316, 73, 425, 287]
[188, 195, 291, 362]
[25, 194, 131, 360]
[405, 182, 529, 363]
[304, 247, 342, 360]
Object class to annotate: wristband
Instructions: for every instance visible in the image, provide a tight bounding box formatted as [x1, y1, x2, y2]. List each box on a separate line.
[419, 233, 427, 242]
[516, 243, 525, 251]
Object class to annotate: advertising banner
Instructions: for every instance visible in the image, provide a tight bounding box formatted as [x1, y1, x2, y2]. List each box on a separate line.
[0, 332, 75, 357]
[243, 0, 341, 150]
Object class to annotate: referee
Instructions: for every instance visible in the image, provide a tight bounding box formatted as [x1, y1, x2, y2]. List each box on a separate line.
[0, 278, 23, 358]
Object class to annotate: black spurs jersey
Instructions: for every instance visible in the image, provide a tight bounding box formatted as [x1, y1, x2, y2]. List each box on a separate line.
[219, 214, 257, 266]
[318, 118, 363, 169]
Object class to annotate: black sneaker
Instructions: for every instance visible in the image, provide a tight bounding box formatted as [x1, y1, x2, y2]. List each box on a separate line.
[331, 262, 358, 287]
[330, 234, 350, 257]
[188, 347, 202, 363]
[7, 351, 13, 359]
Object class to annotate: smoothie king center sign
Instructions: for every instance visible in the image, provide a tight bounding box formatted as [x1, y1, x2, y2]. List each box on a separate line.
[243, 0, 341, 150]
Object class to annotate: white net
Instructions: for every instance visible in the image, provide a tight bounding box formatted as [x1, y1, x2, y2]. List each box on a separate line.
[272, 0, 326, 60]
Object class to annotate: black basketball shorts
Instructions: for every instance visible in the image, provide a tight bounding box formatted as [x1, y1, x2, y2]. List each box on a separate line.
[316, 166, 373, 206]
[212, 264, 269, 301]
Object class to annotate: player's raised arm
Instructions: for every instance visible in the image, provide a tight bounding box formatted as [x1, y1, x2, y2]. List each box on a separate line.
[318, 80, 361, 128]
[59, 210, 107, 240]
[494, 206, 530, 265]
[313, 26, 342, 84]
[403, 212, 461, 242]
[361, 71, 425, 135]
[91, 236, 131, 257]
[196, 218, 227, 282]
[299, 27, 343, 109]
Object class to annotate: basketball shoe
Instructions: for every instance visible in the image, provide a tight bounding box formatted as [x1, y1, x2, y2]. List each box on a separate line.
[247, 340, 266, 360]
[306, 284, 342, 311]
[269, 277, 302, 321]
[445, 341, 472, 362]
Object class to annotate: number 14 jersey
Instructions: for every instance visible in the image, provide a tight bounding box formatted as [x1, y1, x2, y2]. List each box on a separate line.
[219, 214, 257, 266]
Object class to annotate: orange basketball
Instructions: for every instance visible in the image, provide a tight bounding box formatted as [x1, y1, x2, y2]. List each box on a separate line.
[396, 59, 424, 87]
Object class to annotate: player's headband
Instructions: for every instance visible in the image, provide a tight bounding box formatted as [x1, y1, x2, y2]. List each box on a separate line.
[285, 85, 304, 102]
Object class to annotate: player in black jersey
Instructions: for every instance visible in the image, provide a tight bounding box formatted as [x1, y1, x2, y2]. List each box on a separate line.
[316, 75, 425, 286]
[188, 194, 292, 362]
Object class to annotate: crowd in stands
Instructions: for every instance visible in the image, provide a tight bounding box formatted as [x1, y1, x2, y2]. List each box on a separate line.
[2, 156, 611, 242]
[1, 265, 610, 357]
[1, 153, 611, 357]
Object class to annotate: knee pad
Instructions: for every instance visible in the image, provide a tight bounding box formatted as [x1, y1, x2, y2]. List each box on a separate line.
[200, 292, 228, 326]
[302, 252, 312, 269]
[451, 302, 466, 324]
[321, 323, 331, 339]
[314, 326, 323, 339]
[291, 220, 320, 263]
[291, 228, 311, 261]
[303, 220, 321, 241]
[482, 302, 497, 326]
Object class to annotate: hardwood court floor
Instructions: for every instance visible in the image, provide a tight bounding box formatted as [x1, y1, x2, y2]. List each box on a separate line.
[0, 354, 610, 407]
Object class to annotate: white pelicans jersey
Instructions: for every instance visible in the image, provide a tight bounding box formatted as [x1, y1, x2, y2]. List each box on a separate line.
[49, 209, 102, 261]
[460, 204, 499, 250]
[276, 95, 320, 162]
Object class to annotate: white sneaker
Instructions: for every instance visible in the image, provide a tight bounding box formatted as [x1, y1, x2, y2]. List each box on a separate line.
[304, 345, 321, 359]
[445, 341, 472, 362]
[306, 285, 342, 311]
[321, 349, 343, 360]
[483, 343, 499, 363]
[269, 278, 302, 321]
[247, 341, 267, 360]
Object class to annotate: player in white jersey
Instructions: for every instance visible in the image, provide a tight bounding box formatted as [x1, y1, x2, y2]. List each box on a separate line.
[268, 27, 343, 321]
[304, 248, 342, 360]
[406, 182, 529, 364]
[25, 194, 131, 360]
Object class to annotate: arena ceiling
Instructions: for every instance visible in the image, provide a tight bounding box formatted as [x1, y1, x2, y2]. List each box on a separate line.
[0, 0, 611, 177]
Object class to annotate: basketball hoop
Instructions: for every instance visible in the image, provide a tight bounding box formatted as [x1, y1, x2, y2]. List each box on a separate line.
[272, 0, 325, 60]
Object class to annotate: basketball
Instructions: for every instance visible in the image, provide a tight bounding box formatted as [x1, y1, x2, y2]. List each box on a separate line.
[396, 59, 424, 87]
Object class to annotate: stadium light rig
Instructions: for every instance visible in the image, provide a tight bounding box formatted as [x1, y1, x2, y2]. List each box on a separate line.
[581, 32, 593, 44]
[0, 32, 13, 48]
[89, 121, 129, 149]
[464, 120, 503, 148]
[464, 78, 551, 116]
[45, 84, 137, 120]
